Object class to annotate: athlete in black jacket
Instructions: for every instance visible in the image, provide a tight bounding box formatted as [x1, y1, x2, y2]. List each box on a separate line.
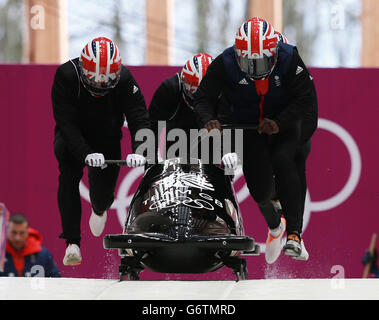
[148, 72, 198, 161]
[52, 37, 150, 266]
[194, 18, 318, 263]
[149, 53, 235, 166]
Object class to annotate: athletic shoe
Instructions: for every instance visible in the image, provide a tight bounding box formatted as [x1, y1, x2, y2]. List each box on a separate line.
[265, 216, 286, 264]
[63, 244, 82, 266]
[283, 233, 302, 257]
[293, 240, 309, 261]
[89, 210, 107, 237]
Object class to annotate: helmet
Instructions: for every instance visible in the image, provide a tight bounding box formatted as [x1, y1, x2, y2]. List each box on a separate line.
[79, 37, 122, 97]
[275, 31, 289, 44]
[234, 17, 279, 80]
[180, 52, 213, 108]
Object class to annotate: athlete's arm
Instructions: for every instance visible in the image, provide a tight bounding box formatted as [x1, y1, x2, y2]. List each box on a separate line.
[193, 54, 228, 128]
[274, 49, 317, 132]
[51, 66, 94, 162]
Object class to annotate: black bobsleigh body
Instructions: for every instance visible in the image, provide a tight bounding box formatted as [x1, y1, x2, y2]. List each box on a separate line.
[103, 158, 260, 281]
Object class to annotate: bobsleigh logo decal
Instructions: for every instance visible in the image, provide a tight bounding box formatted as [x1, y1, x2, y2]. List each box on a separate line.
[147, 191, 223, 211]
[156, 173, 214, 191]
[147, 173, 219, 211]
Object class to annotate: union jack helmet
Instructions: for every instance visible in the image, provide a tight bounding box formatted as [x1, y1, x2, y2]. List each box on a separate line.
[275, 31, 289, 44]
[234, 17, 279, 80]
[180, 52, 213, 108]
[79, 37, 122, 97]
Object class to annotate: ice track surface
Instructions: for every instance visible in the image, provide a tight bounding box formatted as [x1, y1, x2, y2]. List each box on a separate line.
[0, 277, 378, 300]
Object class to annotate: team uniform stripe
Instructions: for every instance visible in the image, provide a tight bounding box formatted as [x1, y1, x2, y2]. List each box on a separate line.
[106, 41, 111, 77]
[98, 39, 108, 77]
[85, 44, 90, 57]
[250, 18, 260, 56]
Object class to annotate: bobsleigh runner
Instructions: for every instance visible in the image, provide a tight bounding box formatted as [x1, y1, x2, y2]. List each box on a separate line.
[103, 158, 260, 282]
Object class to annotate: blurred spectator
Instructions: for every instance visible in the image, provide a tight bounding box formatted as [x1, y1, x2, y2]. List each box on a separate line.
[0, 213, 61, 277]
[361, 248, 379, 278]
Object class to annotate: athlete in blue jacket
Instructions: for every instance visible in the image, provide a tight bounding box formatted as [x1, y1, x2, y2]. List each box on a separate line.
[0, 213, 60, 277]
[194, 18, 318, 263]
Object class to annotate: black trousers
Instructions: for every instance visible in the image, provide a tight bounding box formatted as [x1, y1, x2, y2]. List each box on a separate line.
[294, 139, 311, 233]
[242, 122, 303, 234]
[54, 133, 121, 246]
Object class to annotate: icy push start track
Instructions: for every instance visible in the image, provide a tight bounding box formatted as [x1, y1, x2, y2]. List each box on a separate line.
[0, 277, 378, 300]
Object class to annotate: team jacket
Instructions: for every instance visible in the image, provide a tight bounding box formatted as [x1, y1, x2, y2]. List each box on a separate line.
[194, 42, 318, 136]
[149, 73, 199, 134]
[51, 58, 151, 163]
[0, 228, 61, 277]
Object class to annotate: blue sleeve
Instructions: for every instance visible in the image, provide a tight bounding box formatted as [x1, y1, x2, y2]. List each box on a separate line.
[41, 248, 61, 278]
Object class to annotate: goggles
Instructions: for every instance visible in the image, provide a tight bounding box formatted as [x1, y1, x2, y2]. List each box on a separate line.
[234, 45, 278, 80]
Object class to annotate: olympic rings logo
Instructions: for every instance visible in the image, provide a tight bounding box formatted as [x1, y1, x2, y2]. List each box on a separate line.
[79, 118, 362, 234]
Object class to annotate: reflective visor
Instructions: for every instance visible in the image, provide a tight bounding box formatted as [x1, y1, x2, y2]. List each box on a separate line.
[234, 46, 277, 80]
[81, 74, 120, 97]
[238, 54, 276, 80]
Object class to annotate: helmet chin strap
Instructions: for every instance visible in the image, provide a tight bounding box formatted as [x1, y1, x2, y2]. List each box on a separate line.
[81, 78, 108, 98]
[182, 92, 194, 110]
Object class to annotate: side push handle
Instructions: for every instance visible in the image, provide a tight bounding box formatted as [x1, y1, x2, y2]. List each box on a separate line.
[104, 160, 151, 169]
[104, 160, 128, 166]
[221, 123, 258, 130]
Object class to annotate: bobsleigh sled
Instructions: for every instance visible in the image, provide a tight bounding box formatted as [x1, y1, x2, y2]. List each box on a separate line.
[103, 158, 260, 281]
